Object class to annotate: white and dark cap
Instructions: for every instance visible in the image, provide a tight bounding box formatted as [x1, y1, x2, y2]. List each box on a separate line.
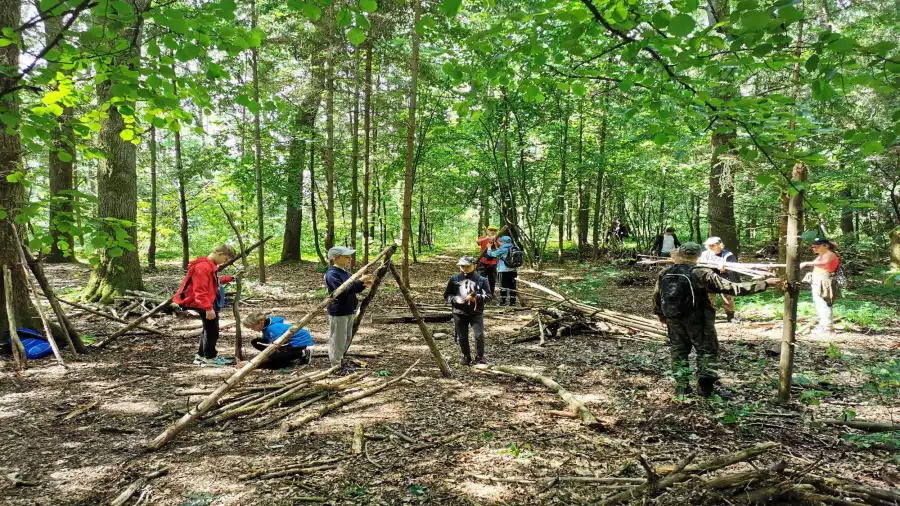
[456, 256, 477, 267]
[327, 246, 356, 260]
[704, 236, 723, 246]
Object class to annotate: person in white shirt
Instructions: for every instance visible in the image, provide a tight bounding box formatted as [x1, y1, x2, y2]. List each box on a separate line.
[652, 227, 681, 257]
[700, 237, 740, 322]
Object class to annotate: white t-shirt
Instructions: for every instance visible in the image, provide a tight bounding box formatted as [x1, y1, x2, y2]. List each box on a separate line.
[661, 235, 676, 254]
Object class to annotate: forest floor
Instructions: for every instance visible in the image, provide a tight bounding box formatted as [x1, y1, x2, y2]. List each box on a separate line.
[1, 252, 898, 505]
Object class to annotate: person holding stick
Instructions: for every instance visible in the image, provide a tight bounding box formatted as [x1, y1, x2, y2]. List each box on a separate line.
[174, 244, 237, 367]
[444, 256, 492, 365]
[653, 243, 780, 398]
[800, 238, 840, 335]
[700, 237, 740, 323]
[325, 246, 374, 375]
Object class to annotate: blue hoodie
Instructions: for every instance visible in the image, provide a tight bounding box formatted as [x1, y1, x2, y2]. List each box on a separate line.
[489, 236, 517, 272]
[262, 317, 313, 349]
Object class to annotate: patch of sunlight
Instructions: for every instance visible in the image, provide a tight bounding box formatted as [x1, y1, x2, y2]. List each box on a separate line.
[50, 465, 115, 493]
[451, 384, 506, 402]
[311, 398, 407, 433]
[451, 479, 512, 501]
[100, 400, 160, 414]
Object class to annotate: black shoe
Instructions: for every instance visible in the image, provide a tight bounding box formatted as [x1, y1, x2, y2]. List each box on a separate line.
[726, 312, 736, 323]
[474, 357, 487, 366]
[508, 300, 517, 307]
[499, 300, 507, 307]
[459, 356, 471, 366]
[698, 378, 732, 399]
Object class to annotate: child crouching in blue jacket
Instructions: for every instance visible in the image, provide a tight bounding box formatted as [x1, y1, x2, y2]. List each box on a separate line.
[243, 312, 313, 369]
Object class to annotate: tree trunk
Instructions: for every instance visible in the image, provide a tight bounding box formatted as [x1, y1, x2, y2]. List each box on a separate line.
[42, 11, 76, 263]
[281, 77, 323, 262]
[576, 108, 589, 249]
[309, 130, 325, 264]
[324, 4, 336, 251]
[592, 109, 607, 256]
[839, 187, 855, 241]
[148, 125, 157, 270]
[557, 109, 569, 261]
[84, 1, 148, 303]
[350, 47, 361, 256]
[251, 0, 266, 283]
[0, 0, 38, 334]
[694, 194, 702, 243]
[708, 132, 739, 252]
[890, 226, 900, 272]
[778, 162, 806, 402]
[174, 80, 189, 271]
[362, 38, 373, 264]
[400, 0, 421, 286]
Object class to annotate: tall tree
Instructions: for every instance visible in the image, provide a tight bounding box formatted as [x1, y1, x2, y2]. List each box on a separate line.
[84, 0, 150, 303]
[350, 47, 361, 254]
[557, 104, 570, 261]
[173, 78, 189, 271]
[400, 0, 421, 285]
[251, 0, 266, 283]
[362, 38, 373, 263]
[148, 125, 157, 271]
[324, 3, 336, 251]
[43, 11, 76, 264]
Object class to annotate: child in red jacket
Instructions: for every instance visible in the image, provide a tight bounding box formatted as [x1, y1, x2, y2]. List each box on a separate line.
[174, 244, 237, 366]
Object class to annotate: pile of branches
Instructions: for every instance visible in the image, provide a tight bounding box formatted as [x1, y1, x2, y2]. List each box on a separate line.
[511, 279, 667, 345]
[173, 361, 418, 432]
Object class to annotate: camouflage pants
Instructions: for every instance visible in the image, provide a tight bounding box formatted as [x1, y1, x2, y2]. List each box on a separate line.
[666, 308, 720, 382]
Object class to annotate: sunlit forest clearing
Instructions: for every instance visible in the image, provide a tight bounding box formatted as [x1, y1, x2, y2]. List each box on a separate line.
[0, 0, 898, 504]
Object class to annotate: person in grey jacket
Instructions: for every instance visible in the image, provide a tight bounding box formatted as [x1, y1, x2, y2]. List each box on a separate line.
[443, 256, 492, 365]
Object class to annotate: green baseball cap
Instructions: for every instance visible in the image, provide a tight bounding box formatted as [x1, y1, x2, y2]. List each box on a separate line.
[677, 242, 702, 256]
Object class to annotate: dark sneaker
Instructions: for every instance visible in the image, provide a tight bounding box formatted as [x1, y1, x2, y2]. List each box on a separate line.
[698, 379, 732, 399]
[726, 312, 735, 323]
[498, 300, 507, 307]
[299, 349, 312, 365]
[474, 357, 488, 366]
[459, 356, 472, 366]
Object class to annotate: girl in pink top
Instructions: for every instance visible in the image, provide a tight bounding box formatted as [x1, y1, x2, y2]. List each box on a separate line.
[800, 238, 840, 334]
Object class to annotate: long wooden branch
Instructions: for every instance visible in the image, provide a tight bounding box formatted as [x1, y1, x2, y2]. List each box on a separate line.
[3, 266, 27, 370]
[490, 365, 606, 430]
[11, 226, 64, 365]
[819, 419, 898, 432]
[219, 202, 248, 361]
[352, 258, 392, 335]
[58, 299, 163, 336]
[21, 246, 84, 353]
[146, 245, 397, 451]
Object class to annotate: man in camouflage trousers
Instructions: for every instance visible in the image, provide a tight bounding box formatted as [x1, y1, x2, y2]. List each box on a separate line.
[653, 242, 780, 397]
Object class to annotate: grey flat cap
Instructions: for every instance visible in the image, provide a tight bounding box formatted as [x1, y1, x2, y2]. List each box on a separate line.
[327, 246, 356, 260]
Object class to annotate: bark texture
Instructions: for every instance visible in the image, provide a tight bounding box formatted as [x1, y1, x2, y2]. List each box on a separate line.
[708, 132, 739, 252]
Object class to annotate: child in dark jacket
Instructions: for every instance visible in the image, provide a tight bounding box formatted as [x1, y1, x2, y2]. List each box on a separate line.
[243, 312, 313, 369]
[173, 244, 236, 367]
[325, 246, 373, 374]
[443, 256, 493, 365]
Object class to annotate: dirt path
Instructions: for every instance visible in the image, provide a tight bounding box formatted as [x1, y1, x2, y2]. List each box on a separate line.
[1, 256, 897, 505]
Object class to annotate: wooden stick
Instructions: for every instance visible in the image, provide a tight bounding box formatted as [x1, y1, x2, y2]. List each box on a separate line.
[218, 235, 272, 271]
[3, 265, 26, 370]
[490, 365, 606, 431]
[254, 392, 329, 430]
[21, 246, 84, 353]
[681, 441, 779, 474]
[819, 419, 898, 432]
[352, 423, 365, 454]
[599, 452, 697, 505]
[207, 367, 342, 422]
[286, 360, 419, 431]
[352, 257, 392, 335]
[384, 426, 418, 444]
[219, 202, 247, 361]
[57, 299, 163, 336]
[11, 227, 64, 365]
[410, 432, 464, 452]
[252, 463, 338, 481]
[147, 245, 397, 451]
[387, 262, 452, 378]
[109, 468, 168, 506]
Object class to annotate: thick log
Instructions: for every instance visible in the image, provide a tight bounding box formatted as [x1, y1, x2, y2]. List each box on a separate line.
[681, 442, 780, 474]
[146, 245, 397, 451]
[819, 419, 898, 432]
[285, 359, 419, 431]
[491, 365, 606, 430]
[387, 263, 452, 378]
[352, 423, 365, 454]
[371, 313, 452, 324]
[58, 299, 164, 336]
[794, 473, 900, 504]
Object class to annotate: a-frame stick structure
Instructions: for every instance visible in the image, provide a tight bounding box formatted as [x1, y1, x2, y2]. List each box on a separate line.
[352, 257, 392, 335]
[146, 245, 397, 451]
[387, 262, 452, 378]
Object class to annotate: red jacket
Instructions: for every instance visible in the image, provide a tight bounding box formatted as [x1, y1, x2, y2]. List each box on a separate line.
[173, 257, 233, 311]
[477, 236, 498, 266]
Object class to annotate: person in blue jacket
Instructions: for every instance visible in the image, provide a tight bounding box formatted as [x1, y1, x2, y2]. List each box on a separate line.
[489, 236, 518, 306]
[244, 312, 313, 369]
[325, 246, 374, 375]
